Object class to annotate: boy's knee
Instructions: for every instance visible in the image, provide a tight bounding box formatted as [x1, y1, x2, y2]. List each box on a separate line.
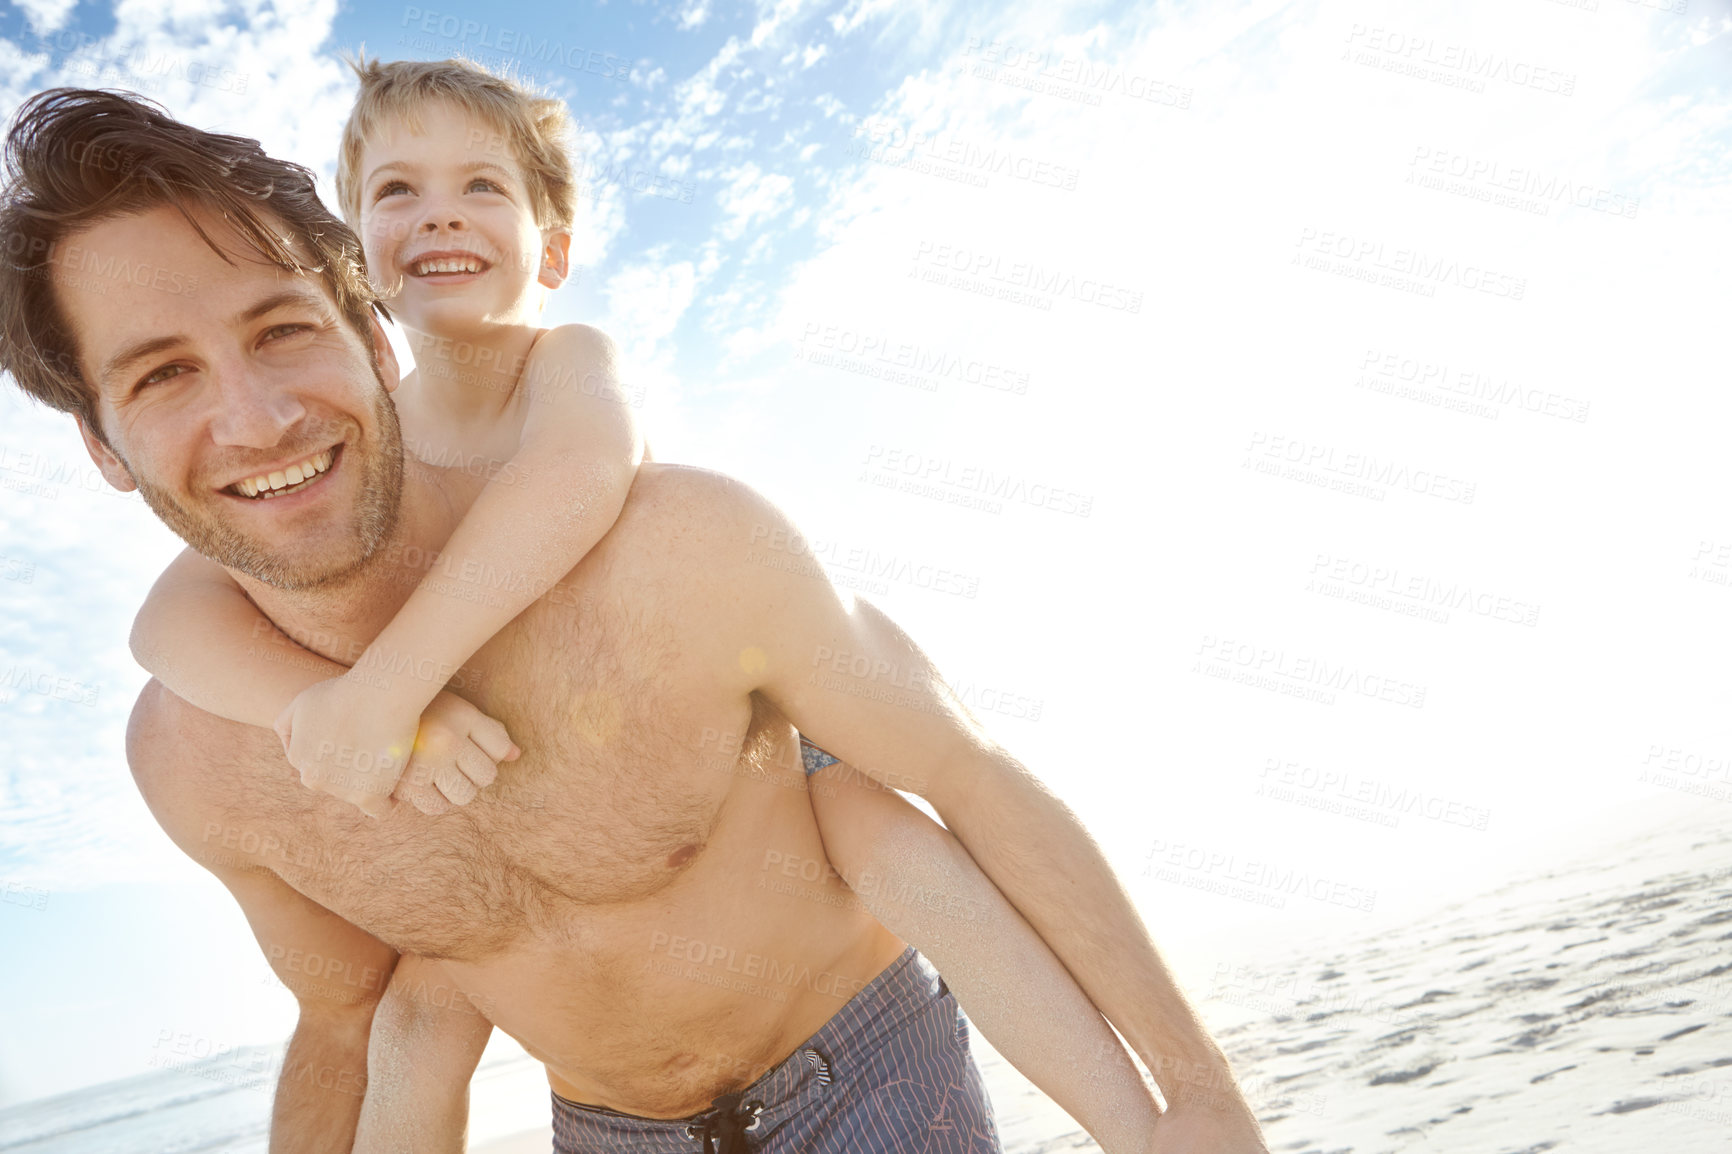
[815, 771, 950, 887]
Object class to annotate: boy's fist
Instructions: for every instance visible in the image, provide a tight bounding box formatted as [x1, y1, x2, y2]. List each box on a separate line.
[274, 675, 417, 816]
[273, 677, 520, 818]
[392, 692, 522, 816]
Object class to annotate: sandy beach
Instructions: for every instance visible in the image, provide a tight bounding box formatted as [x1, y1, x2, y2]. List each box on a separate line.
[4, 804, 1726, 1153]
[1201, 804, 1732, 1153]
[461, 802, 1732, 1153]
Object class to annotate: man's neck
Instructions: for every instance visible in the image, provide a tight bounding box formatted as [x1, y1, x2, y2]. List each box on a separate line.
[229, 467, 467, 668]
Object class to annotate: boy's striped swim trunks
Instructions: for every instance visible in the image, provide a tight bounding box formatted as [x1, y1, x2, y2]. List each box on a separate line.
[798, 734, 840, 776]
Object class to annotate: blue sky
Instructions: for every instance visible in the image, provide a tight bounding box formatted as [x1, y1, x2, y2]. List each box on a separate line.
[3, 0, 1731, 1113]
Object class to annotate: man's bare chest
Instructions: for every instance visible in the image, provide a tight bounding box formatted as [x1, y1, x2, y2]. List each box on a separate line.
[210, 648, 759, 961]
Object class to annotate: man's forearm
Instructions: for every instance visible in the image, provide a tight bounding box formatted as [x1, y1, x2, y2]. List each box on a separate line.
[931, 752, 1247, 1113]
[270, 1007, 375, 1153]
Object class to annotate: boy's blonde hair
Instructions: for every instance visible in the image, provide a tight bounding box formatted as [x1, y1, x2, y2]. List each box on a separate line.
[336, 55, 578, 234]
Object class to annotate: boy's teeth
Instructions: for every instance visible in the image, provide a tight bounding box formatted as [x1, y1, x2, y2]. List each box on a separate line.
[235, 449, 333, 498]
[413, 256, 483, 275]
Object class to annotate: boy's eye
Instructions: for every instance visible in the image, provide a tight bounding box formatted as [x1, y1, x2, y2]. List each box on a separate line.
[375, 180, 411, 199]
[468, 178, 504, 194]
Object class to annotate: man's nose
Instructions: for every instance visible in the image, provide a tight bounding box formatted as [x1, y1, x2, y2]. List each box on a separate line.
[206, 366, 307, 449]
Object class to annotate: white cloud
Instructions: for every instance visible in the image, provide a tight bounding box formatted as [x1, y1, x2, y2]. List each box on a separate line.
[11, 0, 78, 36]
[602, 251, 699, 347]
[715, 161, 795, 240]
[748, 0, 816, 48]
[677, 0, 710, 31]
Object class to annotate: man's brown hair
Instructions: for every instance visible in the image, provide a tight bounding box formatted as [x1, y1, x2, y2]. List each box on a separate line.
[335, 55, 578, 234]
[0, 87, 383, 444]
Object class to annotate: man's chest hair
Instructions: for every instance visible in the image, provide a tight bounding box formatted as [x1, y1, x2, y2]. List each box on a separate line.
[197, 585, 763, 961]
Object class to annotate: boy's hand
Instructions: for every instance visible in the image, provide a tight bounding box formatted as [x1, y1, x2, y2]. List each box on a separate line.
[275, 681, 521, 818]
[274, 675, 421, 817]
[391, 691, 522, 816]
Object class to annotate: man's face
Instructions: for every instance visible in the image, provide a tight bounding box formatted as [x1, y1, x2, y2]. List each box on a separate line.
[59, 203, 405, 589]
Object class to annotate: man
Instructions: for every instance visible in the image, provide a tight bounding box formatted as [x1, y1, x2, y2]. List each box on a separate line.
[0, 89, 1266, 1153]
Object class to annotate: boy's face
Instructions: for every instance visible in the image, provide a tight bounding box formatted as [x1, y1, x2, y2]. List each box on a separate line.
[356, 100, 569, 338]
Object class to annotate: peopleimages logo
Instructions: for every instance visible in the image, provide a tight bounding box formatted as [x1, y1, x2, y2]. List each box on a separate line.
[400, 8, 630, 80]
[1294, 228, 1526, 301]
[910, 241, 1143, 313]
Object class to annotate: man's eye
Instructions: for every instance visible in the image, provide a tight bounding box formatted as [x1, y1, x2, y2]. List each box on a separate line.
[263, 323, 311, 342]
[138, 364, 186, 389]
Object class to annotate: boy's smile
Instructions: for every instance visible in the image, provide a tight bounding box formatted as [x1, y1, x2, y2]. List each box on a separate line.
[403, 248, 492, 283]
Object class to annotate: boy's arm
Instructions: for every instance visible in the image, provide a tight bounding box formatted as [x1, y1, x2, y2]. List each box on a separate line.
[351, 323, 642, 715]
[729, 495, 1266, 1152]
[135, 548, 516, 815]
[130, 545, 346, 727]
[275, 324, 636, 810]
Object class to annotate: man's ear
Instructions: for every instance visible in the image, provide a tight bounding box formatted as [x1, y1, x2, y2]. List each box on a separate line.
[368, 310, 403, 395]
[75, 414, 138, 493]
[537, 231, 572, 290]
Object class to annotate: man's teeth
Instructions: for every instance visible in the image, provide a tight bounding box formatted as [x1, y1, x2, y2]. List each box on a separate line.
[235, 449, 333, 498]
[412, 256, 484, 275]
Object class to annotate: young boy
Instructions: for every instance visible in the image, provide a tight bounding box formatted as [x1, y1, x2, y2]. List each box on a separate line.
[128, 57, 1164, 1151]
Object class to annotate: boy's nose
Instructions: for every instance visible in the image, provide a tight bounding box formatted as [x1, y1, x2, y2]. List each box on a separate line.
[422, 215, 467, 232]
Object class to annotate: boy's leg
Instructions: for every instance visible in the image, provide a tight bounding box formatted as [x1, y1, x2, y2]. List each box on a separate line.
[355, 954, 494, 1154]
[798, 737, 1160, 1154]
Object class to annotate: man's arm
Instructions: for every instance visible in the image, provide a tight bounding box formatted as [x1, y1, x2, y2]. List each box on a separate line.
[127, 680, 399, 1153]
[726, 493, 1266, 1149]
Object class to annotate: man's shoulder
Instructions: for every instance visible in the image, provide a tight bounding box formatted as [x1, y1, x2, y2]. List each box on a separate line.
[126, 678, 280, 853]
[612, 463, 788, 551]
[594, 463, 813, 648]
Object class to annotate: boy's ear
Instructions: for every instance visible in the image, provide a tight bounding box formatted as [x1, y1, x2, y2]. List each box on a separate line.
[75, 415, 138, 493]
[537, 231, 572, 290]
[367, 310, 403, 395]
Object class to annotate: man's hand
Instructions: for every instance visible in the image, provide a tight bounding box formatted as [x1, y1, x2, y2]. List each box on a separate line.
[274, 678, 517, 817]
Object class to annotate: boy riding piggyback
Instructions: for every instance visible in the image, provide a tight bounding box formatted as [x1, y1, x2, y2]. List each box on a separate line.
[130, 57, 1174, 1153]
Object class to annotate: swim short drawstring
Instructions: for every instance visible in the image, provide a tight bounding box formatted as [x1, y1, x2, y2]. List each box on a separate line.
[684, 1090, 764, 1153]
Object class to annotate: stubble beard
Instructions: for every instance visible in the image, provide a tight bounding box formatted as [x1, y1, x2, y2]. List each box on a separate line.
[131, 376, 406, 591]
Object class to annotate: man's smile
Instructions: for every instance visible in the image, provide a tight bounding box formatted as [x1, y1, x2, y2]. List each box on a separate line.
[223, 444, 341, 500]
